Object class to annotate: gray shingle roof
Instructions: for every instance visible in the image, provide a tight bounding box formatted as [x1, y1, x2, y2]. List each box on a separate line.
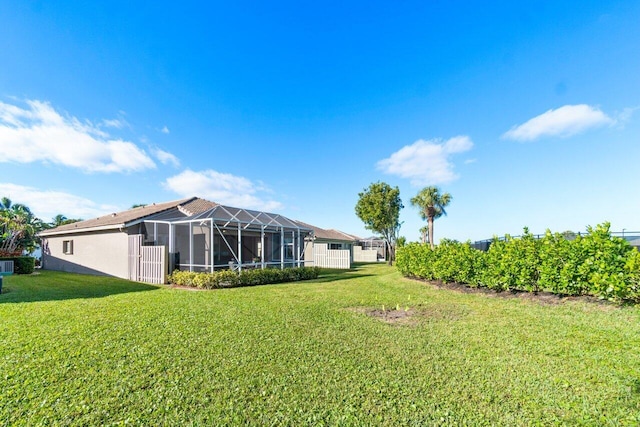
[179, 198, 219, 216]
[39, 196, 351, 240]
[293, 220, 360, 242]
[39, 197, 217, 235]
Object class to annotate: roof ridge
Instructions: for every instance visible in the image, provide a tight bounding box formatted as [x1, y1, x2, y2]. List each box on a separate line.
[327, 227, 353, 235]
[83, 196, 196, 221]
[177, 204, 194, 216]
[294, 219, 328, 230]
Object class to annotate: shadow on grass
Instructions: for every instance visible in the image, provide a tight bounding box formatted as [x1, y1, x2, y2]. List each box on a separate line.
[312, 273, 374, 283]
[312, 265, 375, 283]
[0, 270, 159, 304]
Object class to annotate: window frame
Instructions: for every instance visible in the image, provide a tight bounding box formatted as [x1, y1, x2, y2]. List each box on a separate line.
[62, 240, 74, 255]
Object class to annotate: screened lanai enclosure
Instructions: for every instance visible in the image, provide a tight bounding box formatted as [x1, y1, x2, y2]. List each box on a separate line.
[141, 205, 313, 273]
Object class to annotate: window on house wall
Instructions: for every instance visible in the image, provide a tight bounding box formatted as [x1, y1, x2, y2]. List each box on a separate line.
[63, 240, 74, 255]
[329, 243, 343, 250]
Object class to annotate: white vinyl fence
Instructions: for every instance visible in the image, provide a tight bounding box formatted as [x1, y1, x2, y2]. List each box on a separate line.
[128, 235, 167, 284]
[140, 246, 167, 284]
[352, 245, 378, 262]
[0, 260, 14, 274]
[313, 243, 350, 269]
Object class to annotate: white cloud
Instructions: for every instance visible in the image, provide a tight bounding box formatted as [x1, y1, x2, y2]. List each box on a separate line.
[0, 183, 119, 221]
[161, 126, 170, 134]
[152, 148, 180, 167]
[101, 118, 127, 129]
[503, 104, 614, 141]
[377, 136, 474, 185]
[0, 99, 156, 173]
[164, 169, 284, 212]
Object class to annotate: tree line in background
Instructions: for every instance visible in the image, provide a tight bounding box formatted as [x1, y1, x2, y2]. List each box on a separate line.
[0, 197, 82, 257]
[355, 182, 451, 264]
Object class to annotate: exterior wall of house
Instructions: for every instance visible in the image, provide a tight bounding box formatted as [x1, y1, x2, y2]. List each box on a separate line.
[41, 229, 130, 278]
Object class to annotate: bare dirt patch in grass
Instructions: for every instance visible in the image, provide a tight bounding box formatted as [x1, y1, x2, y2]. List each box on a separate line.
[348, 304, 464, 325]
[347, 307, 417, 325]
[366, 308, 417, 324]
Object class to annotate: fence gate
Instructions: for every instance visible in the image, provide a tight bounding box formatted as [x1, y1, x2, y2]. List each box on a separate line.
[128, 235, 167, 284]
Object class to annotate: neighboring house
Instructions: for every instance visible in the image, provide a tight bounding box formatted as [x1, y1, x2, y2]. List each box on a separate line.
[294, 220, 357, 269]
[39, 197, 312, 283]
[358, 236, 387, 262]
[295, 220, 359, 251]
[294, 220, 381, 268]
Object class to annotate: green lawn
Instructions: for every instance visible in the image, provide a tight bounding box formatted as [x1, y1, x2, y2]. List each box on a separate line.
[1, 265, 639, 425]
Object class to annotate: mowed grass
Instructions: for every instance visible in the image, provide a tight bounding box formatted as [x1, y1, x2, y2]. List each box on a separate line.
[1, 265, 639, 425]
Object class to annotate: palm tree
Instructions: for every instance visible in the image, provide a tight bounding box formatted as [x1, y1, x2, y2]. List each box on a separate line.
[0, 197, 11, 210]
[51, 214, 68, 228]
[48, 214, 82, 228]
[419, 225, 429, 244]
[0, 197, 45, 255]
[410, 187, 452, 249]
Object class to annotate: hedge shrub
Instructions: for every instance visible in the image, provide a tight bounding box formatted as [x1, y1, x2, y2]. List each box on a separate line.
[396, 240, 485, 286]
[481, 229, 541, 292]
[396, 222, 640, 302]
[169, 266, 320, 290]
[0, 256, 35, 274]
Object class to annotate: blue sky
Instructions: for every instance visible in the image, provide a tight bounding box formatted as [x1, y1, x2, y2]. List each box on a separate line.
[1, 0, 638, 242]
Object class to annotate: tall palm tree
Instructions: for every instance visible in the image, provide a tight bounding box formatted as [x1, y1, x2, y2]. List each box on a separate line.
[419, 225, 429, 244]
[410, 187, 452, 249]
[1, 197, 30, 213]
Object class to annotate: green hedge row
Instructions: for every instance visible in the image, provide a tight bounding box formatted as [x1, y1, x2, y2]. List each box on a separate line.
[0, 257, 35, 274]
[396, 223, 640, 302]
[169, 266, 321, 289]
